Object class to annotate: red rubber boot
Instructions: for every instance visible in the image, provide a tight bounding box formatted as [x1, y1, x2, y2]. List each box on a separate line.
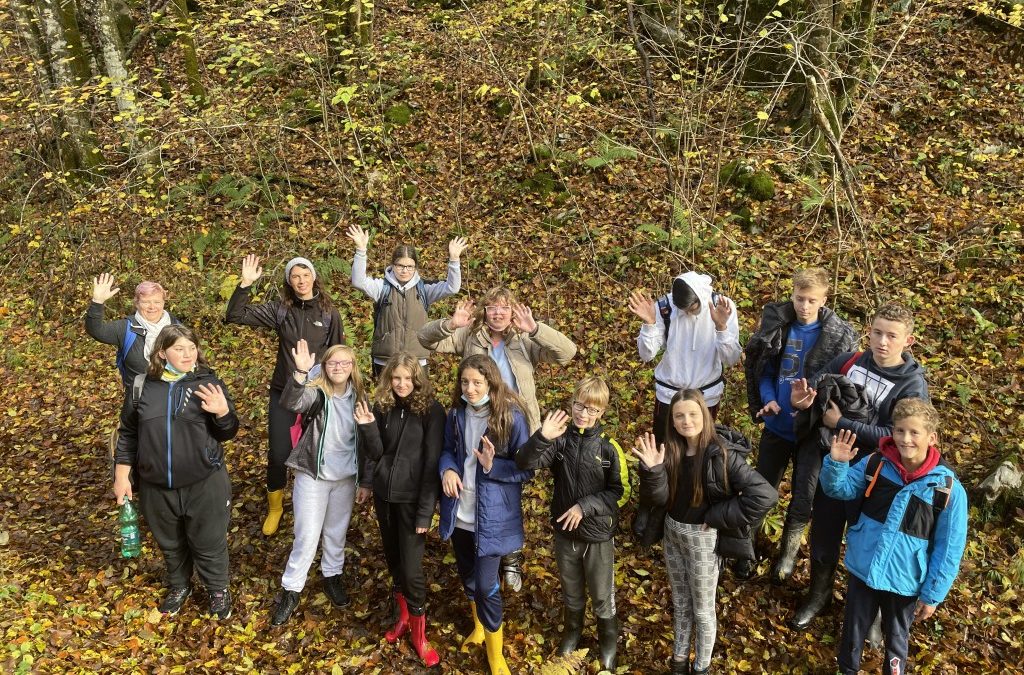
[408, 613, 440, 667]
[385, 592, 409, 643]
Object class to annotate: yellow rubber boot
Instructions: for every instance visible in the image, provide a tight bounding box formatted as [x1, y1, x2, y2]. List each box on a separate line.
[483, 624, 510, 675]
[262, 489, 285, 536]
[460, 603, 485, 652]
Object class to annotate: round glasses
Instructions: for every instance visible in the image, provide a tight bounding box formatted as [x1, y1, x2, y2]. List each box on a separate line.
[572, 401, 603, 416]
[325, 359, 354, 370]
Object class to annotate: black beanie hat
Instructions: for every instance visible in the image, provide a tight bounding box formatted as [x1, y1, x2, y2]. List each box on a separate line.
[672, 277, 699, 310]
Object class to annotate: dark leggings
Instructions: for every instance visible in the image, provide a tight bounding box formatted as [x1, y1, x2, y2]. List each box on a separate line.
[375, 495, 428, 611]
[267, 388, 298, 491]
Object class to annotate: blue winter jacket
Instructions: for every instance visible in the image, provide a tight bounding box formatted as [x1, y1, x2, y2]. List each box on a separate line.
[820, 451, 968, 606]
[438, 407, 532, 557]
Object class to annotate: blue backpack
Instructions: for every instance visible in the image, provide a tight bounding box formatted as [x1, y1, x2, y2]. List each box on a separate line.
[116, 320, 140, 385]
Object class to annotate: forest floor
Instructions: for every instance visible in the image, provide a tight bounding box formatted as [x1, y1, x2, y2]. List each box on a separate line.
[1, 0, 1023, 672]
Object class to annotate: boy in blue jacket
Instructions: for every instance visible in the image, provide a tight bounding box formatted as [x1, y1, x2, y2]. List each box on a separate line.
[820, 398, 967, 675]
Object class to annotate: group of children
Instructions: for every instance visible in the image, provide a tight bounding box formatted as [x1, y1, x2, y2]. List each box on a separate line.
[88, 239, 968, 674]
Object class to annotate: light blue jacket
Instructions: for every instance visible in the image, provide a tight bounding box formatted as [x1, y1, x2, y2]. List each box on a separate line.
[820, 452, 967, 606]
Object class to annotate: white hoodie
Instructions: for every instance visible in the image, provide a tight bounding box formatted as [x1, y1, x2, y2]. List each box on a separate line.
[637, 271, 741, 406]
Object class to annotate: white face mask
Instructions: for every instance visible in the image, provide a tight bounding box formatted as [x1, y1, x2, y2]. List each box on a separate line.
[462, 393, 490, 408]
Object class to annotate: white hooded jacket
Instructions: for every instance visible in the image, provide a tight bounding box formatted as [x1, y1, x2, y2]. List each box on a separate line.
[637, 271, 741, 406]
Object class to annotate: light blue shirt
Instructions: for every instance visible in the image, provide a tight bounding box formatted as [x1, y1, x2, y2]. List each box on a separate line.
[491, 340, 519, 393]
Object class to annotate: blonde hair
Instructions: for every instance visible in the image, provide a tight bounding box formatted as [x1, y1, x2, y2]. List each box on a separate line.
[309, 344, 365, 400]
[472, 286, 518, 333]
[893, 398, 940, 434]
[574, 376, 610, 410]
[793, 267, 829, 293]
[371, 352, 433, 416]
[872, 302, 915, 334]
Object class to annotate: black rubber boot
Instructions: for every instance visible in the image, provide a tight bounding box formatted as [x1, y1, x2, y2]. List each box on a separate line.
[596, 616, 618, 671]
[501, 549, 525, 593]
[770, 521, 806, 585]
[788, 560, 837, 630]
[557, 607, 585, 656]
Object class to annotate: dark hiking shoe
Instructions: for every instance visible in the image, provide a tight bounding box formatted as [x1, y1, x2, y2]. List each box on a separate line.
[323, 575, 349, 608]
[731, 558, 754, 580]
[159, 585, 192, 615]
[271, 590, 300, 626]
[209, 588, 232, 620]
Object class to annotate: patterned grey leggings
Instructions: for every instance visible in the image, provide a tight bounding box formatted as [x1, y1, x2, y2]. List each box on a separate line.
[663, 516, 720, 670]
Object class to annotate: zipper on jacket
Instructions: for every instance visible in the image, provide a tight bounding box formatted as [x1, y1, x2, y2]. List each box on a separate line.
[315, 390, 330, 480]
[386, 407, 407, 501]
[165, 381, 177, 488]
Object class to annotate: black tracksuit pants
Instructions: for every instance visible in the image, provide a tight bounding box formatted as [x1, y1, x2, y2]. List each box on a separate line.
[374, 495, 428, 612]
[139, 467, 232, 590]
[839, 573, 917, 675]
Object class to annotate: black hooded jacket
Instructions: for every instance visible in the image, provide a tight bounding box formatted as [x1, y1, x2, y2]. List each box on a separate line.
[115, 367, 239, 489]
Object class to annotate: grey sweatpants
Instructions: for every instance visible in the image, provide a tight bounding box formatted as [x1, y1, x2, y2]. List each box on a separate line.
[663, 516, 720, 670]
[553, 532, 616, 619]
[281, 473, 356, 592]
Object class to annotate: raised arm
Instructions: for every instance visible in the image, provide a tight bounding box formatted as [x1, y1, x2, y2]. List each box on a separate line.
[418, 299, 474, 353]
[85, 273, 126, 344]
[348, 224, 387, 301]
[711, 294, 742, 368]
[630, 290, 665, 362]
[225, 255, 281, 328]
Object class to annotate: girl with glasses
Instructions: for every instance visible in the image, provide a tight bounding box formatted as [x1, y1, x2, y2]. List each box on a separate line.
[225, 255, 345, 537]
[269, 340, 366, 626]
[347, 224, 468, 377]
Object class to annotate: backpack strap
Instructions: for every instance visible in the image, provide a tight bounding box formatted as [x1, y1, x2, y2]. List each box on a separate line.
[932, 475, 954, 511]
[276, 303, 288, 327]
[657, 296, 672, 342]
[416, 278, 429, 312]
[840, 351, 863, 376]
[131, 373, 146, 410]
[117, 319, 137, 382]
[863, 452, 884, 498]
[373, 283, 393, 329]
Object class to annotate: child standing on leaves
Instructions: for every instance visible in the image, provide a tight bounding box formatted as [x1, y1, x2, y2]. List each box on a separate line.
[113, 325, 239, 619]
[515, 376, 630, 671]
[820, 399, 967, 675]
[439, 354, 532, 675]
[270, 340, 366, 626]
[633, 389, 776, 674]
[347, 224, 468, 377]
[355, 353, 446, 667]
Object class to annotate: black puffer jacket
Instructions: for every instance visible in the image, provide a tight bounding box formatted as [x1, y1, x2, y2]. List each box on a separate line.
[516, 423, 630, 544]
[115, 367, 238, 489]
[637, 428, 778, 559]
[225, 285, 345, 391]
[743, 302, 858, 421]
[358, 399, 445, 530]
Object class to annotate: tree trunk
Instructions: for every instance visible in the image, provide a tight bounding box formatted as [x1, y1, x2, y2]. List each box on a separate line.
[90, 0, 158, 169]
[168, 0, 206, 105]
[347, 0, 372, 47]
[34, 0, 105, 172]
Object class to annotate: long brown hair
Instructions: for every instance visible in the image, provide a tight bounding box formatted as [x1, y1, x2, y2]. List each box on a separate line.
[371, 352, 433, 416]
[664, 389, 720, 508]
[281, 262, 335, 313]
[147, 325, 209, 377]
[471, 286, 518, 335]
[308, 344, 365, 400]
[452, 354, 526, 451]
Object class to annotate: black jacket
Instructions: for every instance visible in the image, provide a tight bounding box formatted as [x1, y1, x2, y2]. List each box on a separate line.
[225, 286, 344, 391]
[358, 399, 445, 530]
[809, 351, 930, 450]
[743, 302, 858, 421]
[115, 368, 239, 489]
[516, 423, 630, 544]
[637, 428, 778, 559]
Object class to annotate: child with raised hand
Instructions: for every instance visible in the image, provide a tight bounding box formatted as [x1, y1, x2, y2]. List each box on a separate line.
[225, 254, 345, 536]
[515, 376, 630, 671]
[355, 353, 446, 668]
[633, 389, 776, 674]
[113, 325, 238, 620]
[347, 224, 468, 377]
[269, 339, 366, 626]
[439, 354, 532, 675]
[819, 399, 967, 675]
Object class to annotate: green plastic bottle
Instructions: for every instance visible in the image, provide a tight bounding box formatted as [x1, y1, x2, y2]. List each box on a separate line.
[119, 499, 141, 558]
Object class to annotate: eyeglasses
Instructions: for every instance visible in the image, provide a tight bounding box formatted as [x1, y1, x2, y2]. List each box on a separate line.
[393, 263, 416, 272]
[572, 401, 603, 416]
[325, 360, 354, 370]
[485, 305, 512, 313]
